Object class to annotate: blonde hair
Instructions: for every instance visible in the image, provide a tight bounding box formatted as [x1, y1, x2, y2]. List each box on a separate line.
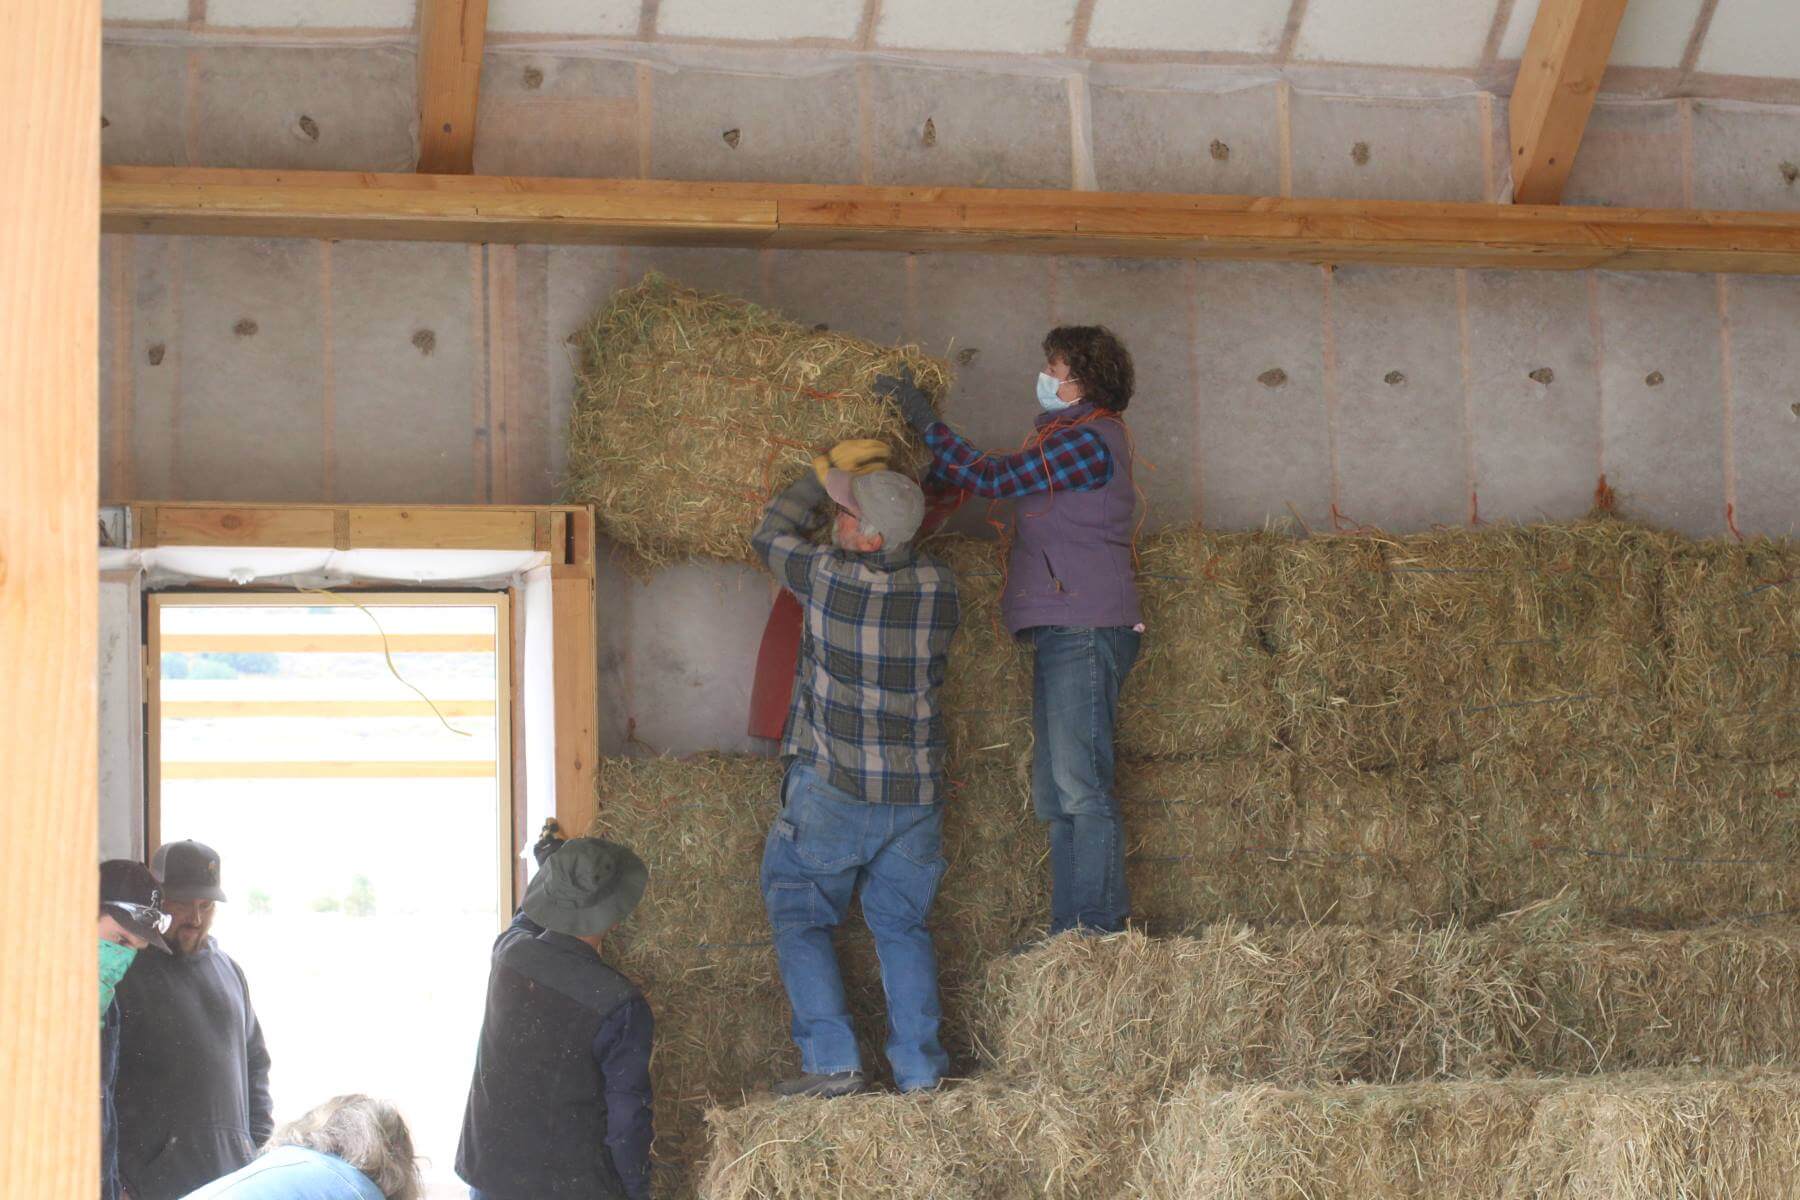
[267, 1094, 421, 1200]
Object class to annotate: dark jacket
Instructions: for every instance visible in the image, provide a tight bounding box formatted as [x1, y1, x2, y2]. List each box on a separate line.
[1003, 405, 1142, 634]
[113, 938, 274, 1200]
[103, 1000, 121, 1200]
[457, 913, 653, 1200]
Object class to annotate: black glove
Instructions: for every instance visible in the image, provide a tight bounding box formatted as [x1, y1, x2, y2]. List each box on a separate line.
[533, 818, 567, 867]
[874, 367, 936, 434]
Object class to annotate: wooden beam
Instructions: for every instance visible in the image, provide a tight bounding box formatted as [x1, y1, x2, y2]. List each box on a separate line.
[1, 1, 99, 1196]
[129, 502, 585, 550]
[101, 166, 1800, 274]
[1509, 0, 1631, 205]
[417, 0, 489, 174]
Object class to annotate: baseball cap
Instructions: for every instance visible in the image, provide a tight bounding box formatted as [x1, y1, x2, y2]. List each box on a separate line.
[824, 469, 925, 547]
[100, 859, 171, 953]
[153, 839, 228, 902]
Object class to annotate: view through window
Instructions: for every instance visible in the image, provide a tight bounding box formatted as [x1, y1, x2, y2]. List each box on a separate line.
[152, 594, 510, 1198]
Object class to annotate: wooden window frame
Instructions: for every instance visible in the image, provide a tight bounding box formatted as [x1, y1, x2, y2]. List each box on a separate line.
[123, 501, 600, 870]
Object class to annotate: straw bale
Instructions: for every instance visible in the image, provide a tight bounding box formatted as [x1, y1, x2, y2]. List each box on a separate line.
[1459, 754, 1800, 926]
[976, 923, 1800, 1099]
[974, 927, 1534, 1095]
[1135, 1073, 1553, 1200]
[1118, 528, 1282, 759]
[931, 536, 1034, 779]
[1271, 522, 1670, 774]
[1510, 922, 1800, 1075]
[701, 1078, 1153, 1200]
[1123, 757, 1467, 929]
[565, 274, 951, 568]
[1660, 538, 1798, 763]
[1134, 1069, 1800, 1200]
[1513, 1071, 1800, 1199]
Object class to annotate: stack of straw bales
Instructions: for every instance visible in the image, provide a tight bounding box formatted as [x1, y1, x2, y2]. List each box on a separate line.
[564, 274, 952, 569]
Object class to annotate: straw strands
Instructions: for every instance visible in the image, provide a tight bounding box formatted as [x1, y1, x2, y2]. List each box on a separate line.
[565, 274, 951, 569]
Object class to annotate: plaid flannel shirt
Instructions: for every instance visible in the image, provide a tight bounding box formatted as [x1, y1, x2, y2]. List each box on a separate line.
[923, 420, 1114, 499]
[752, 474, 961, 806]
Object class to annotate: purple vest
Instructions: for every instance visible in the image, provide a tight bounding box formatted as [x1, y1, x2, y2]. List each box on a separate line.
[1001, 405, 1143, 635]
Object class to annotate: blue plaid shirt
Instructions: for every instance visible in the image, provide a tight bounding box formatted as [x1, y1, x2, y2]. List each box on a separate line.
[923, 420, 1114, 498]
[752, 474, 961, 806]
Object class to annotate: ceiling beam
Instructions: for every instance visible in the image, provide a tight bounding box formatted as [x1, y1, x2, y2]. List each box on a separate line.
[416, 0, 489, 174]
[1508, 0, 1631, 204]
[99, 167, 1800, 275]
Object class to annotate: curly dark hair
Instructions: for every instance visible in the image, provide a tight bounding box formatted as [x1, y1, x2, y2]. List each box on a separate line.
[1042, 325, 1134, 413]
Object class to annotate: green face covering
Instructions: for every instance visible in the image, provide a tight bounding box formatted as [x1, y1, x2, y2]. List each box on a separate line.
[99, 938, 138, 1023]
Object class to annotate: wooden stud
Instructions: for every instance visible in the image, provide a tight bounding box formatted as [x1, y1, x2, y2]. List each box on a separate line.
[153, 505, 338, 547]
[417, 0, 490, 175]
[347, 506, 536, 550]
[0, 2, 101, 1194]
[100, 166, 1800, 274]
[1509, 0, 1631, 205]
[551, 568, 599, 838]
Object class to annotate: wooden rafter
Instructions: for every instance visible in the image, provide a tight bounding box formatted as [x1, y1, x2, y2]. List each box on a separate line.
[101, 166, 1800, 275]
[1509, 0, 1631, 205]
[417, 0, 489, 174]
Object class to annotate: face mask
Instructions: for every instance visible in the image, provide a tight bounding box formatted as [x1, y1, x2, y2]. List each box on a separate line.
[99, 939, 139, 1022]
[1036, 372, 1076, 412]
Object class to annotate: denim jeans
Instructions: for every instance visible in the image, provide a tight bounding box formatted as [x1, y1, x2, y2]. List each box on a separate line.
[761, 761, 950, 1090]
[1028, 624, 1141, 934]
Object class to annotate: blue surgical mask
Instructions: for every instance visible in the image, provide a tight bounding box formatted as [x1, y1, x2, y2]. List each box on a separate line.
[99, 939, 138, 1022]
[1037, 372, 1076, 412]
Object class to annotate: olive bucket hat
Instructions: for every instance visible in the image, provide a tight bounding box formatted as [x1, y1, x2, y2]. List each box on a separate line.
[523, 837, 648, 938]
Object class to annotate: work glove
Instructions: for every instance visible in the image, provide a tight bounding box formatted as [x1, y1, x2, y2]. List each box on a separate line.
[533, 818, 567, 867]
[812, 438, 892, 486]
[873, 367, 936, 433]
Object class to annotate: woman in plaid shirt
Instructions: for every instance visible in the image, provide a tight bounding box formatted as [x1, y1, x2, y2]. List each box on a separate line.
[880, 325, 1144, 938]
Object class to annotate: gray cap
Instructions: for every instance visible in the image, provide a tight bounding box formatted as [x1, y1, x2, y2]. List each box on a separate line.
[523, 837, 648, 938]
[825, 469, 926, 547]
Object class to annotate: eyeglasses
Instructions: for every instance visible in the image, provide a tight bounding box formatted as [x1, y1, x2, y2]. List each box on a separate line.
[106, 897, 170, 934]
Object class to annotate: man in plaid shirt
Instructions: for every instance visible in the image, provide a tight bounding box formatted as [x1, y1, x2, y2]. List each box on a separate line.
[751, 443, 960, 1099]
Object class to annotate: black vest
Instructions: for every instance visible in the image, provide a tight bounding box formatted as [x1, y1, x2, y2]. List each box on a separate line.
[457, 928, 640, 1199]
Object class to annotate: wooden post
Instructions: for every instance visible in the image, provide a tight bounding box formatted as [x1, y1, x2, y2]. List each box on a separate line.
[1509, 0, 1631, 205]
[552, 566, 600, 838]
[417, 0, 490, 174]
[0, 0, 101, 1195]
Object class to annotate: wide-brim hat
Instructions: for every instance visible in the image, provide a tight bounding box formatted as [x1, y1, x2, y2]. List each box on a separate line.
[523, 837, 648, 938]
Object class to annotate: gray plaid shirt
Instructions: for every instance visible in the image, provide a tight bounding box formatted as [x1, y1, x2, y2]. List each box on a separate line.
[751, 474, 960, 805]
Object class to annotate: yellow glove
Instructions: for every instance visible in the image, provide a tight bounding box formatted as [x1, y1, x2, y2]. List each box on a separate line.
[812, 439, 892, 485]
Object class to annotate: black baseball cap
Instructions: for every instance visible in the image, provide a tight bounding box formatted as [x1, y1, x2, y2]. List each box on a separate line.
[152, 840, 228, 902]
[100, 859, 171, 953]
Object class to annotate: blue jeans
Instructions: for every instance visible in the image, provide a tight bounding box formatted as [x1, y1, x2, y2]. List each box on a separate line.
[761, 761, 950, 1090]
[1028, 624, 1141, 934]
